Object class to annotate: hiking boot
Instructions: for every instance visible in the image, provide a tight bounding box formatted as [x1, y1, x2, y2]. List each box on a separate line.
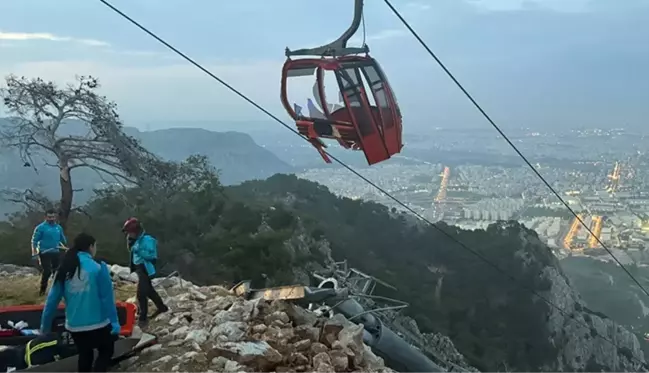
[150, 305, 169, 320]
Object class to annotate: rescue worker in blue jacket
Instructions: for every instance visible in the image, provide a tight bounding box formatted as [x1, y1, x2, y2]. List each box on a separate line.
[122, 218, 168, 327]
[31, 209, 68, 296]
[41, 233, 119, 372]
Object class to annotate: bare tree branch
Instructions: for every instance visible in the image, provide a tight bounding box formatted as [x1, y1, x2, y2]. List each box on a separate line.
[0, 74, 164, 226]
[0, 188, 53, 213]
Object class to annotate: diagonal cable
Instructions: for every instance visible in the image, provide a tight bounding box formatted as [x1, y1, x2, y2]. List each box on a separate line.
[96, 0, 648, 366]
[382, 0, 649, 299]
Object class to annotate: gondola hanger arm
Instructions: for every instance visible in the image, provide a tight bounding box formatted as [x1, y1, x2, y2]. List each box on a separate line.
[285, 0, 370, 57]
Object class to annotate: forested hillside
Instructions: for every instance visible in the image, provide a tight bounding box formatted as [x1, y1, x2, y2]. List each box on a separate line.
[0, 74, 644, 372]
[1, 171, 644, 371]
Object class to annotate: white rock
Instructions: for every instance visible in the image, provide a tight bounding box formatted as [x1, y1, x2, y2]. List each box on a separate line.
[211, 340, 283, 370]
[210, 321, 247, 342]
[212, 310, 241, 324]
[142, 344, 163, 354]
[172, 326, 189, 339]
[185, 329, 210, 344]
[189, 288, 208, 301]
[153, 355, 173, 365]
[224, 359, 245, 373]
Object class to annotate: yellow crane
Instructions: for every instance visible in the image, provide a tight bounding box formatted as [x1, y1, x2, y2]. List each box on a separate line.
[606, 162, 621, 193]
[563, 214, 583, 251]
[588, 215, 603, 248]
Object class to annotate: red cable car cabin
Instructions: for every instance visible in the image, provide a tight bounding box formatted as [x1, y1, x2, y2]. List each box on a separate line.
[281, 55, 403, 166]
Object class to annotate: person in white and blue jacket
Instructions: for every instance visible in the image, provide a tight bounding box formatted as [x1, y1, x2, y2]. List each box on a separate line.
[40, 233, 119, 373]
[122, 218, 168, 327]
[31, 209, 67, 296]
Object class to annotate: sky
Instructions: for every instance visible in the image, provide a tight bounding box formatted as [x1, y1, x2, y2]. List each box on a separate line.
[0, 0, 647, 133]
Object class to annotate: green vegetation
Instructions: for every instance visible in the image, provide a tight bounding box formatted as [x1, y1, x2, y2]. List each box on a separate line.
[0, 74, 587, 371]
[0, 157, 324, 288]
[231, 175, 560, 371]
[0, 165, 566, 371]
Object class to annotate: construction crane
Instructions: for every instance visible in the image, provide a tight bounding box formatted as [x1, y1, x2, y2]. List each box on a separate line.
[563, 213, 583, 251]
[606, 161, 622, 193]
[588, 215, 603, 248]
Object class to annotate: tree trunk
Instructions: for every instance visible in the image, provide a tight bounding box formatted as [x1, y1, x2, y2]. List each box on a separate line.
[59, 162, 73, 229]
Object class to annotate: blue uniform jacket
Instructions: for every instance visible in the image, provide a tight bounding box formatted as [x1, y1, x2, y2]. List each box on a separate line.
[131, 233, 158, 276]
[40, 252, 119, 333]
[31, 222, 67, 254]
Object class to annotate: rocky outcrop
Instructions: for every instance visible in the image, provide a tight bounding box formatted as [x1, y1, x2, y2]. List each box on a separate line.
[116, 275, 394, 372]
[9, 217, 641, 372]
[541, 265, 645, 371]
[503, 222, 647, 371]
[110, 264, 139, 283]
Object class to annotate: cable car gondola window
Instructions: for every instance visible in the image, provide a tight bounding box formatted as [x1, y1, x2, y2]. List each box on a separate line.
[363, 67, 389, 103]
[337, 67, 375, 137]
[360, 64, 394, 130]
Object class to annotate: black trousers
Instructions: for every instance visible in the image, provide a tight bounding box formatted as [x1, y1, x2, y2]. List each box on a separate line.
[38, 252, 60, 294]
[135, 264, 166, 322]
[70, 324, 115, 372]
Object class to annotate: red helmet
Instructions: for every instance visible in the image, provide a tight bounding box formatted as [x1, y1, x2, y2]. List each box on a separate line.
[122, 217, 142, 234]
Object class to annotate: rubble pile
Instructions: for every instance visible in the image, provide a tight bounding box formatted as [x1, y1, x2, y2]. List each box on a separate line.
[115, 272, 394, 372]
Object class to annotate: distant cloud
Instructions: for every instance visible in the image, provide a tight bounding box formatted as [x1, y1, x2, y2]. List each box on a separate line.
[0, 31, 110, 47]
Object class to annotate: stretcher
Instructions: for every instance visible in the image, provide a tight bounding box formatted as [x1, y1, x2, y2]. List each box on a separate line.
[0, 302, 157, 372]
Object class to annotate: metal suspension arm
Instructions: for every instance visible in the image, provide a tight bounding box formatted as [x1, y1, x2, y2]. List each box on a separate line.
[286, 0, 370, 57]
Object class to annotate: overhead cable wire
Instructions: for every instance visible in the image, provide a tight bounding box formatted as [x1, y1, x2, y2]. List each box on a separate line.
[96, 0, 647, 365]
[382, 0, 649, 299]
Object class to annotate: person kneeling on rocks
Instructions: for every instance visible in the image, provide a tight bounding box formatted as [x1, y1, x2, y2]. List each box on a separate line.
[122, 217, 169, 327]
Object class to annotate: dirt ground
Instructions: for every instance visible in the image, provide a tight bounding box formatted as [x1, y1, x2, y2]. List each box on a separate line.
[0, 275, 137, 306]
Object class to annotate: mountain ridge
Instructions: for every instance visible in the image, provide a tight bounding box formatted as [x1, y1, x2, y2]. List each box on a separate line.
[0, 118, 294, 216]
[0, 168, 645, 371]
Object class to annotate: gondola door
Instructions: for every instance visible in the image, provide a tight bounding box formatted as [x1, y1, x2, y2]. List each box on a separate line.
[333, 66, 390, 165]
[359, 60, 402, 156]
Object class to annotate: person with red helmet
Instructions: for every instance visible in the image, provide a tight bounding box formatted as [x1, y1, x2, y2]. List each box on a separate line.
[122, 218, 168, 327]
